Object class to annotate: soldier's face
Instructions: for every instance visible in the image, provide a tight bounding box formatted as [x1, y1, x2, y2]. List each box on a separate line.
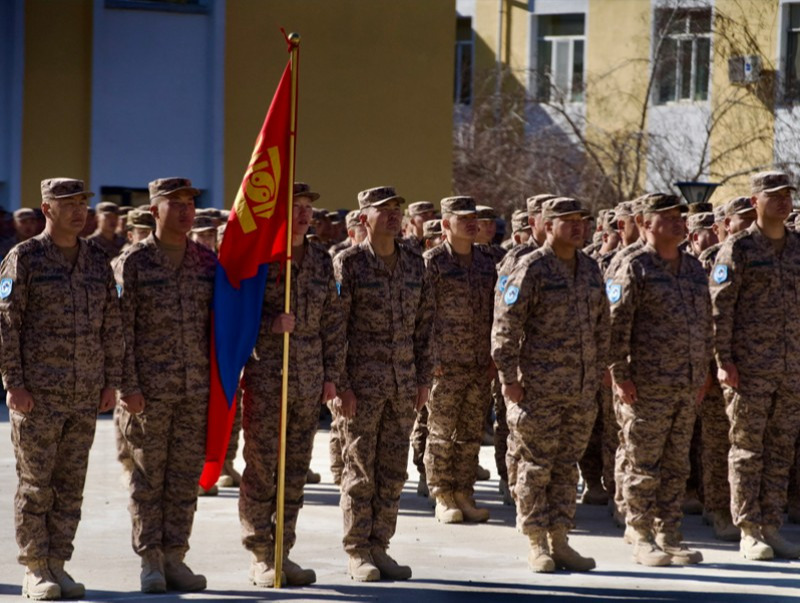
[292, 196, 314, 238]
[549, 214, 585, 248]
[129, 227, 151, 244]
[14, 217, 38, 239]
[727, 210, 755, 235]
[691, 228, 718, 254]
[366, 200, 402, 236]
[754, 189, 792, 222]
[476, 219, 496, 244]
[191, 230, 217, 252]
[43, 195, 88, 236]
[98, 212, 119, 233]
[153, 192, 195, 235]
[646, 208, 684, 245]
[445, 213, 478, 242]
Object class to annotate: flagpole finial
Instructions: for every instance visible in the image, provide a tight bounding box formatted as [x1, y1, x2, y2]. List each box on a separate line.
[288, 32, 300, 46]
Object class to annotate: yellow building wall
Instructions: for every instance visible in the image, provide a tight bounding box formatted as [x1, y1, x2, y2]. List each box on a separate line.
[224, 0, 455, 210]
[472, 0, 530, 96]
[20, 0, 93, 206]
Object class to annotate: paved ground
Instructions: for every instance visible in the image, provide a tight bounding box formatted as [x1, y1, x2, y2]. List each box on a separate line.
[1, 406, 800, 602]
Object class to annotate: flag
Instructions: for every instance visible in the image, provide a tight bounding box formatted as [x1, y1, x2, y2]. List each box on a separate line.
[198, 59, 293, 490]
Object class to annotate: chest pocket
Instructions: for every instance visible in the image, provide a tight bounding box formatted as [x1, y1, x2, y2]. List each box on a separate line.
[401, 278, 422, 331]
[29, 274, 69, 315]
[85, 276, 108, 331]
[303, 276, 329, 328]
[354, 279, 389, 331]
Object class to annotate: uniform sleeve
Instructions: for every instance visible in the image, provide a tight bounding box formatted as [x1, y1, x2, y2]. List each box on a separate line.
[320, 256, 344, 385]
[0, 250, 27, 389]
[102, 262, 124, 389]
[115, 255, 141, 397]
[333, 253, 352, 393]
[608, 259, 640, 384]
[424, 255, 440, 370]
[491, 262, 536, 385]
[413, 265, 435, 388]
[595, 281, 611, 380]
[709, 241, 740, 369]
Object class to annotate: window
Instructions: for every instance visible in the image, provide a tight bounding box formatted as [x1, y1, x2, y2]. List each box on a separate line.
[786, 4, 800, 101]
[454, 17, 473, 105]
[654, 7, 711, 104]
[536, 14, 585, 104]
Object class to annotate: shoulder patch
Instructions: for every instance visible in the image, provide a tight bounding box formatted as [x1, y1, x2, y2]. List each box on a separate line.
[116, 283, 122, 298]
[607, 282, 621, 304]
[498, 274, 509, 293]
[503, 284, 519, 305]
[336, 281, 341, 297]
[712, 264, 728, 284]
[0, 278, 12, 299]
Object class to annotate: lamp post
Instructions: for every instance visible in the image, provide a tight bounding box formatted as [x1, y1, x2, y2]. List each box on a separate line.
[675, 181, 719, 205]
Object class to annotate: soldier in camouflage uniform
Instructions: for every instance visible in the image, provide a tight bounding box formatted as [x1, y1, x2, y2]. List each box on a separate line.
[328, 209, 365, 258]
[188, 216, 218, 253]
[239, 183, 343, 587]
[608, 193, 710, 567]
[402, 201, 436, 253]
[334, 186, 433, 582]
[1, 178, 122, 600]
[0, 207, 40, 260]
[423, 196, 496, 524]
[710, 171, 800, 560]
[475, 205, 506, 263]
[115, 177, 217, 593]
[492, 197, 609, 573]
[87, 201, 126, 258]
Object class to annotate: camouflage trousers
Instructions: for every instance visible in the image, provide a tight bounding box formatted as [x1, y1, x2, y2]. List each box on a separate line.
[788, 435, 800, 513]
[328, 399, 345, 484]
[578, 386, 616, 493]
[121, 393, 206, 555]
[340, 386, 415, 554]
[239, 374, 320, 554]
[113, 402, 131, 466]
[410, 404, 428, 478]
[424, 370, 488, 497]
[492, 379, 509, 484]
[11, 394, 98, 564]
[700, 376, 731, 513]
[726, 374, 800, 529]
[508, 390, 597, 534]
[225, 390, 243, 464]
[619, 384, 696, 532]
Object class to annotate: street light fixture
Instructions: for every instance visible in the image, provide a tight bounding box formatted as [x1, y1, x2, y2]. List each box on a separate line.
[675, 181, 719, 205]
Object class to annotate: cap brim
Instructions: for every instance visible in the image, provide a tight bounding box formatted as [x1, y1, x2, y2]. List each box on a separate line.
[762, 184, 797, 193]
[449, 209, 477, 216]
[651, 203, 688, 213]
[191, 227, 217, 233]
[50, 191, 95, 200]
[151, 187, 201, 200]
[372, 195, 406, 206]
[295, 192, 321, 202]
[547, 209, 591, 219]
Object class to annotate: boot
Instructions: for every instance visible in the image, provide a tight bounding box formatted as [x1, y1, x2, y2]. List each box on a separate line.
[370, 546, 412, 580]
[417, 473, 429, 497]
[705, 510, 740, 542]
[140, 549, 167, 594]
[282, 558, 316, 586]
[549, 528, 595, 571]
[476, 465, 491, 481]
[47, 559, 85, 599]
[216, 459, 241, 488]
[655, 529, 703, 565]
[434, 492, 463, 524]
[347, 552, 380, 582]
[611, 500, 626, 528]
[580, 481, 609, 505]
[249, 549, 285, 588]
[164, 550, 206, 592]
[22, 559, 61, 601]
[630, 528, 671, 567]
[739, 524, 774, 561]
[681, 489, 704, 515]
[623, 525, 637, 545]
[197, 484, 218, 496]
[499, 479, 514, 506]
[453, 491, 490, 523]
[762, 526, 800, 559]
[306, 469, 321, 484]
[527, 530, 555, 573]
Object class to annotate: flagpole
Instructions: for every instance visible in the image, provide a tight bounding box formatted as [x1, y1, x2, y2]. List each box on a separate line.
[274, 31, 300, 589]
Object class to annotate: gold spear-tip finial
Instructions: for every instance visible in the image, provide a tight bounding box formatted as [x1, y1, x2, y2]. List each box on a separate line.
[288, 33, 300, 46]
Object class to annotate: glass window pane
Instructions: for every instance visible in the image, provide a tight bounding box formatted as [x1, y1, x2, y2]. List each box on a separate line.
[554, 39, 570, 98]
[539, 14, 585, 37]
[657, 37, 677, 104]
[572, 39, 584, 102]
[790, 5, 800, 30]
[537, 40, 552, 101]
[689, 9, 712, 34]
[694, 37, 710, 101]
[788, 32, 800, 100]
[679, 39, 692, 99]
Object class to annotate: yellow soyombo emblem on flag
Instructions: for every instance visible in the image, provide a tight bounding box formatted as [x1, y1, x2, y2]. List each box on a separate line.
[234, 135, 282, 234]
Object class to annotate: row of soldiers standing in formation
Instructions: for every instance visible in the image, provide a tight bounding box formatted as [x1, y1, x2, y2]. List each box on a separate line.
[4, 172, 800, 601]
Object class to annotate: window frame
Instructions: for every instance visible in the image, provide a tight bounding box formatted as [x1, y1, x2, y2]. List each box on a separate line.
[653, 7, 712, 105]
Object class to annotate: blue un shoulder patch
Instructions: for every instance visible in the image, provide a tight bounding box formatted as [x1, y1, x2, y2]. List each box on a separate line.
[607, 283, 621, 304]
[498, 275, 509, 293]
[713, 264, 728, 284]
[116, 284, 122, 298]
[504, 285, 519, 305]
[0, 278, 12, 299]
[336, 281, 342, 297]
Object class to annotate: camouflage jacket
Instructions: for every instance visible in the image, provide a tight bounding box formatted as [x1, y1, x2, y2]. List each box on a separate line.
[424, 241, 496, 370]
[478, 242, 507, 265]
[608, 243, 711, 390]
[494, 240, 538, 303]
[0, 232, 123, 396]
[698, 241, 722, 274]
[87, 232, 126, 259]
[603, 239, 645, 281]
[114, 234, 216, 399]
[334, 239, 434, 395]
[710, 223, 800, 377]
[492, 243, 609, 398]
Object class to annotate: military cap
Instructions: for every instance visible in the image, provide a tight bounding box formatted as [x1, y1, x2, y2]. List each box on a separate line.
[312, 208, 329, 220]
[541, 197, 589, 221]
[96, 201, 119, 215]
[119, 206, 134, 216]
[220, 209, 230, 220]
[788, 211, 799, 225]
[195, 208, 221, 219]
[615, 201, 634, 218]
[441, 196, 477, 216]
[127, 209, 156, 230]
[357, 186, 405, 209]
[603, 210, 617, 228]
[13, 208, 36, 220]
[327, 210, 343, 222]
[422, 219, 442, 239]
[511, 209, 531, 233]
[191, 216, 217, 232]
[218, 223, 227, 237]
[687, 212, 715, 232]
[343, 210, 360, 229]
[475, 205, 497, 220]
[41, 178, 95, 201]
[713, 204, 726, 222]
[795, 213, 800, 228]
[408, 201, 435, 216]
[724, 196, 755, 216]
[750, 170, 797, 194]
[294, 182, 320, 201]
[526, 194, 557, 214]
[639, 192, 687, 213]
[687, 202, 713, 215]
[148, 177, 200, 201]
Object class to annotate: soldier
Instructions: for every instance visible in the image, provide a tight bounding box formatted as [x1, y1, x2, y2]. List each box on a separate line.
[687, 212, 718, 257]
[0, 208, 39, 260]
[328, 209, 365, 258]
[492, 197, 609, 573]
[509, 209, 532, 247]
[608, 193, 710, 567]
[475, 205, 506, 263]
[334, 186, 433, 582]
[402, 201, 436, 252]
[0, 178, 122, 600]
[87, 202, 125, 258]
[710, 171, 800, 560]
[115, 177, 216, 593]
[423, 196, 496, 524]
[188, 216, 218, 253]
[120, 209, 156, 254]
[239, 182, 342, 587]
[422, 218, 443, 249]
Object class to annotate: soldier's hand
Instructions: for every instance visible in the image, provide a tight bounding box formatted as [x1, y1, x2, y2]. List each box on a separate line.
[502, 382, 524, 404]
[321, 381, 336, 405]
[602, 368, 612, 388]
[614, 380, 637, 405]
[487, 362, 498, 381]
[415, 386, 430, 411]
[6, 388, 34, 414]
[98, 387, 116, 413]
[270, 313, 296, 334]
[121, 393, 145, 414]
[718, 362, 739, 390]
[340, 389, 357, 419]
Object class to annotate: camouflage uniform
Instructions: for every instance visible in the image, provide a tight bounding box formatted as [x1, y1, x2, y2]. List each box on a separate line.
[87, 232, 125, 258]
[710, 222, 800, 529]
[334, 238, 433, 554]
[0, 231, 122, 564]
[239, 240, 343, 555]
[115, 234, 216, 556]
[492, 242, 609, 534]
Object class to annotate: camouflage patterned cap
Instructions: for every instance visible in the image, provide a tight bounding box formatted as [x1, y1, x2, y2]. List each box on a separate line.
[294, 182, 320, 201]
[148, 177, 200, 201]
[724, 196, 755, 216]
[475, 205, 497, 220]
[127, 209, 156, 230]
[687, 201, 713, 215]
[13, 208, 36, 220]
[511, 209, 531, 233]
[541, 197, 589, 220]
[96, 201, 119, 215]
[602, 209, 617, 228]
[345, 209, 362, 229]
[639, 192, 687, 213]
[713, 204, 726, 222]
[687, 212, 715, 232]
[614, 201, 634, 218]
[441, 196, 477, 216]
[407, 201, 435, 216]
[191, 216, 217, 232]
[41, 178, 95, 201]
[525, 193, 557, 215]
[422, 219, 442, 239]
[196, 208, 222, 220]
[357, 186, 405, 209]
[327, 210, 343, 222]
[750, 170, 797, 194]
[118, 206, 134, 216]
